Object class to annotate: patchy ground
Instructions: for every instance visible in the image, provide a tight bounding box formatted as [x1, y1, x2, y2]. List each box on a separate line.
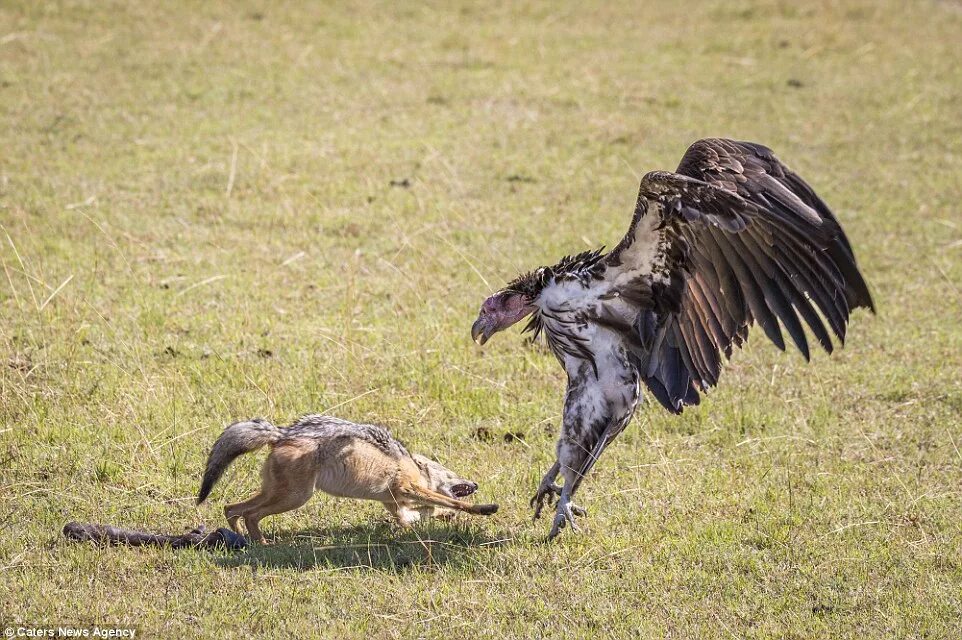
[1, 1, 960, 637]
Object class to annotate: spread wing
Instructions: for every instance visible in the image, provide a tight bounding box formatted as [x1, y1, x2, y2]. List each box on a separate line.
[604, 138, 874, 413]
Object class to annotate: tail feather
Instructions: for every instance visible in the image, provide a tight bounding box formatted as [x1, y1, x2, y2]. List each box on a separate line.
[196, 418, 280, 504]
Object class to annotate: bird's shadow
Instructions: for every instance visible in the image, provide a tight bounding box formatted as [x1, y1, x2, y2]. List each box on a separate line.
[214, 519, 513, 573]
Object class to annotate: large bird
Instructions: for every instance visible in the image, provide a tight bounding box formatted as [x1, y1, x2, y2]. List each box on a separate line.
[471, 138, 874, 539]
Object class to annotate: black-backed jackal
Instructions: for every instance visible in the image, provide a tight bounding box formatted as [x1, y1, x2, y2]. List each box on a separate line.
[197, 415, 498, 543]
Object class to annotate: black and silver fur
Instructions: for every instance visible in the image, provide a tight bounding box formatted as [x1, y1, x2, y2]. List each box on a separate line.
[197, 415, 410, 504]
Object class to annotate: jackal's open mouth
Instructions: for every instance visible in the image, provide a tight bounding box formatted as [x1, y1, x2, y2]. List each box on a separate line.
[450, 483, 477, 498]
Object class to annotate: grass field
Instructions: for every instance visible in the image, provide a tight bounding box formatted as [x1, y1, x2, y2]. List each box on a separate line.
[2, 0, 961, 637]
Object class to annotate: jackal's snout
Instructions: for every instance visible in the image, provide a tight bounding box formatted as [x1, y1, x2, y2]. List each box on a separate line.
[412, 453, 486, 501]
[449, 481, 479, 498]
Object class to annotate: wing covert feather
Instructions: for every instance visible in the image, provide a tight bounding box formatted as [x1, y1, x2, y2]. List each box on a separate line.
[603, 138, 873, 412]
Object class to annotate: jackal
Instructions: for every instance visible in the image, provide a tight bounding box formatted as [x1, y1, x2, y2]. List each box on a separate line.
[196, 415, 498, 543]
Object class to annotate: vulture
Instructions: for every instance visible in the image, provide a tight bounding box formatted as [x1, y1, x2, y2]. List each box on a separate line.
[470, 138, 874, 539]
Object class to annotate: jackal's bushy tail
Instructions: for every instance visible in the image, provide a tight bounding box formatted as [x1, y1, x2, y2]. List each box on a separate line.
[197, 418, 280, 504]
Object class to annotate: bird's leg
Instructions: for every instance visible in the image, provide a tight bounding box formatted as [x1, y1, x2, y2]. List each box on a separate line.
[545, 435, 612, 539]
[548, 481, 584, 540]
[531, 462, 591, 521]
[547, 458, 590, 539]
[568, 431, 611, 497]
[530, 461, 561, 519]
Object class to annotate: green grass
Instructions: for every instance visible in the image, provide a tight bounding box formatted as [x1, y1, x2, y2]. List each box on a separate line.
[1, 0, 961, 637]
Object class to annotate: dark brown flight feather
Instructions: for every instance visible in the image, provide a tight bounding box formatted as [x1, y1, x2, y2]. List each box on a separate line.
[606, 138, 874, 412]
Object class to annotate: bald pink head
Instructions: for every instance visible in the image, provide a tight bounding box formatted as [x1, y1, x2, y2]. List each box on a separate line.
[471, 291, 535, 345]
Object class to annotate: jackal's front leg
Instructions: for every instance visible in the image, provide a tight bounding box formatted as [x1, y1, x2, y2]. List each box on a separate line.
[384, 502, 422, 527]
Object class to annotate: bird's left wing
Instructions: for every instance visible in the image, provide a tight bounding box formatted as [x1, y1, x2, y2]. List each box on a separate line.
[602, 138, 874, 413]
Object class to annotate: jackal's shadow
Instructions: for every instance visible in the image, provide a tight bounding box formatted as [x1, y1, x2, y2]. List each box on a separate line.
[214, 520, 511, 572]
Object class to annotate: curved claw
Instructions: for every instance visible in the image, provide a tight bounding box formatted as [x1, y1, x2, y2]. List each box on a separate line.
[548, 513, 566, 539]
[547, 501, 582, 540]
[530, 483, 562, 520]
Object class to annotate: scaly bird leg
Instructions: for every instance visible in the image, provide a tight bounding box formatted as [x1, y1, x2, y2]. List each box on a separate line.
[544, 436, 605, 538]
[530, 461, 561, 520]
[568, 431, 612, 496]
[548, 484, 584, 540]
[532, 461, 587, 525]
[543, 430, 616, 536]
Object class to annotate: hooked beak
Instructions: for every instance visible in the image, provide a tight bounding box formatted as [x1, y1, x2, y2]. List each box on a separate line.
[471, 317, 491, 345]
[472, 291, 536, 346]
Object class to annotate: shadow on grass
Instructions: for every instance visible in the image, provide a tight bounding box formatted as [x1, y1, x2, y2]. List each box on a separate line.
[214, 520, 512, 573]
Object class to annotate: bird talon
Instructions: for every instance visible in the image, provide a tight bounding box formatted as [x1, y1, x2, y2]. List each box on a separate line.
[530, 482, 563, 519]
[546, 496, 582, 539]
[547, 513, 567, 540]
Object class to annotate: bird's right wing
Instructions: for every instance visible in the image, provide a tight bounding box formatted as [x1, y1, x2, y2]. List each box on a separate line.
[603, 138, 874, 412]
